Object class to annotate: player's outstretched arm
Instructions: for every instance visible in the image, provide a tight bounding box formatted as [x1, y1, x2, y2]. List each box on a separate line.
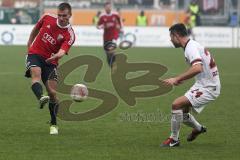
[45, 49, 66, 63]
[164, 63, 203, 86]
[176, 63, 203, 82]
[27, 26, 39, 49]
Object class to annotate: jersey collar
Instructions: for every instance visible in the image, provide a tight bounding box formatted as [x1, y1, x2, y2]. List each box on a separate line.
[183, 39, 191, 50]
[106, 12, 112, 16]
[57, 19, 71, 29]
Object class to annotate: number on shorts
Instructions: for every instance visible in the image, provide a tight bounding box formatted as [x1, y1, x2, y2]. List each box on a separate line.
[191, 89, 203, 98]
[195, 91, 203, 98]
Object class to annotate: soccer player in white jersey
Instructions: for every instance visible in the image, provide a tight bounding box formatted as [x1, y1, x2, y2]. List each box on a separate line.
[161, 23, 221, 147]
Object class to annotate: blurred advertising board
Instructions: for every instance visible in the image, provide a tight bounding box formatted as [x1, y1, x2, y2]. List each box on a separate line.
[0, 25, 239, 48]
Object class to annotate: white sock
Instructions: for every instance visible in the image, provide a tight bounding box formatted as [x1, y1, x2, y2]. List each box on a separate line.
[170, 110, 183, 141]
[183, 113, 202, 131]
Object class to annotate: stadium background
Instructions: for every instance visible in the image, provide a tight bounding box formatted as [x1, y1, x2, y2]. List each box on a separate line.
[0, 0, 240, 160]
[0, 0, 240, 47]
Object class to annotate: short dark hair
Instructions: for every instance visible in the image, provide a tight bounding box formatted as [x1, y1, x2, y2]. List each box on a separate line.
[104, 2, 111, 6]
[58, 2, 72, 13]
[169, 23, 188, 37]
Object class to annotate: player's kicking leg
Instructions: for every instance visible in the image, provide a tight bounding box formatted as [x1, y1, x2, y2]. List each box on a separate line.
[25, 55, 49, 109]
[30, 67, 50, 109]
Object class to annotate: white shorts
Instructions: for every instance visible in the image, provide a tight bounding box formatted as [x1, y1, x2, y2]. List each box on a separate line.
[184, 84, 220, 113]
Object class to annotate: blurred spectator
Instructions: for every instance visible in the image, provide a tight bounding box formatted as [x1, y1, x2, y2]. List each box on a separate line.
[229, 12, 238, 27]
[92, 10, 101, 25]
[10, 9, 33, 24]
[136, 10, 148, 26]
[184, 10, 195, 39]
[116, 8, 125, 23]
[10, 9, 21, 24]
[188, 0, 201, 26]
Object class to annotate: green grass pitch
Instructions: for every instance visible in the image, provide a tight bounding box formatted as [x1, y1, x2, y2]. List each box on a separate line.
[0, 46, 239, 160]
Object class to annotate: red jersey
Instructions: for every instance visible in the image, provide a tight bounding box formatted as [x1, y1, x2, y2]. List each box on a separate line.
[28, 14, 75, 65]
[98, 12, 122, 41]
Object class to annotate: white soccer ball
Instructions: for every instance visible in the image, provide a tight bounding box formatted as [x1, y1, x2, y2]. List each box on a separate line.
[70, 84, 88, 102]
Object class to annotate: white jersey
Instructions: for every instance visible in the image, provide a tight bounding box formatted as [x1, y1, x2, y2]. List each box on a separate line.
[184, 40, 220, 87]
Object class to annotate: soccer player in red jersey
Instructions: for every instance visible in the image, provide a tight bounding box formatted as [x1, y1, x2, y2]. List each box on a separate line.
[25, 3, 75, 135]
[97, 2, 123, 70]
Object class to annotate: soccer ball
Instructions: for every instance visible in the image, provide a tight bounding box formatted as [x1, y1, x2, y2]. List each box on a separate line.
[70, 84, 88, 102]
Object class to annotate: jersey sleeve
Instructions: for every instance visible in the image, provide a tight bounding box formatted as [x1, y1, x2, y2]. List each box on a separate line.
[61, 29, 75, 53]
[185, 44, 202, 66]
[97, 16, 104, 26]
[35, 14, 47, 30]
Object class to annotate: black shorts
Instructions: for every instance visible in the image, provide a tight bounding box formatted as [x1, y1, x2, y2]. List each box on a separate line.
[25, 54, 58, 84]
[104, 40, 117, 51]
